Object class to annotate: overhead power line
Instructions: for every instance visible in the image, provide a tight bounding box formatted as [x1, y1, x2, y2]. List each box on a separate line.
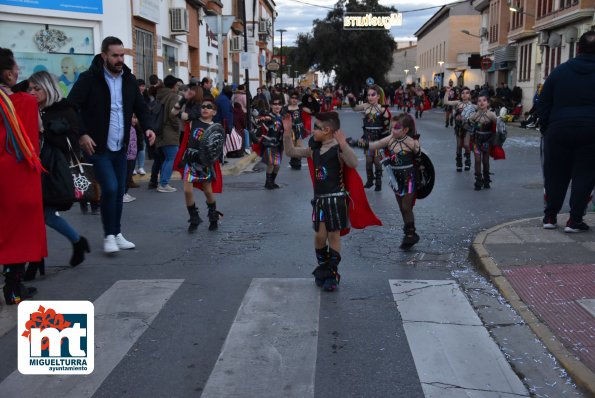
[280, 0, 471, 13]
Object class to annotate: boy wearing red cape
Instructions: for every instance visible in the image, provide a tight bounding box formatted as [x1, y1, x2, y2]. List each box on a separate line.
[282, 112, 382, 292]
[174, 97, 223, 231]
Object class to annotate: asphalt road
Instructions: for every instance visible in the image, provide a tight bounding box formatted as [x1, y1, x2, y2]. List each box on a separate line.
[0, 107, 586, 397]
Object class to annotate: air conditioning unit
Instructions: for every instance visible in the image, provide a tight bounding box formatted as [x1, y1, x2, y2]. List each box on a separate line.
[170, 8, 189, 34]
[537, 31, 549, 46]
[258, 18, 271, 35]
[230, 36, 242, 52]
[564, 27, 578, 43]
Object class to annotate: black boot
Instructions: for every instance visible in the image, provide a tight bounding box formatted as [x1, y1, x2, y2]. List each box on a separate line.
[3, 264, 36, 305]
[464, 153, 471, 171]
[70, 236, 90, 267]
[400, 223, 420, 250]
[264, 173, 274, 190]
[289, 157, 301, 170]
[456, 154, 463, 172]
[207, 201, 223, 231]
[322, 249, 341, 292]
[364, 167, 374, 189]
[312, 246, 330, 287]
[270, 172, 280, 189]
[483, 172, 491, 189]
[187, 204, 203, 232]
[474, 173, 483, 191]
[24, 259, 45, 281]
[415, 110, 419, 119]
[374, 170, 382, 191]
[419, 110, 423, 118]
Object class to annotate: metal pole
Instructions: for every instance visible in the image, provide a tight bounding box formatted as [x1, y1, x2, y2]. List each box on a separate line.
[217, 14, 224, 91]
[276, 29, 286, 86]
[242, 0, 251, 131]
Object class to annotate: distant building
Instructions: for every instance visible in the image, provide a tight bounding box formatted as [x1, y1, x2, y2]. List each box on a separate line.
[415, 2, 482, 88]
[386, 40, 418, 85]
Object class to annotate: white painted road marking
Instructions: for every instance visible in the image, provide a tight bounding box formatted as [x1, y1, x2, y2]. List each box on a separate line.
[201, 278, 320, 398]
[389, 279, 529, 398]
[0, 279, 183, 397]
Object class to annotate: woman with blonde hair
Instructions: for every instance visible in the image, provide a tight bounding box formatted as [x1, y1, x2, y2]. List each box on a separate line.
[27, 70, 90, 276]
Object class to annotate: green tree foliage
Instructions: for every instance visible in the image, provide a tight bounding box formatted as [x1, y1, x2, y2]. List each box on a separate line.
[293, 0, 396, 91]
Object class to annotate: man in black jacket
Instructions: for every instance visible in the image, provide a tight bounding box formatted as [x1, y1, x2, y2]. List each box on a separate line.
[538, 31, 595, 233]
[69, 36, 156, 254]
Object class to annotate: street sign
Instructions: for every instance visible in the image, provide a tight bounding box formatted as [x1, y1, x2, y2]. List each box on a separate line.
[366, 77, 374, 86]
[267, 61, 280, 72]
[240, 52, 250, 70]
[481, 58, 493, 71]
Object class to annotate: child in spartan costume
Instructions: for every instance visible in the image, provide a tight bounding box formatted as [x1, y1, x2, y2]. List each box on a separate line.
[443, 86, 476, 172]
[284, 90, 306, 170]
[468, 93, 499, 190]
[252, 94, 285, 189]
[282, 112, 381, 291]
[350, 84, 391, 191]
[357, 113, 422, 250]
[174, 95, 224, 231]
[444, 81, 457, 127]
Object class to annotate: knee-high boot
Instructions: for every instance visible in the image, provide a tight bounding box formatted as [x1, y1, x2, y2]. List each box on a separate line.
[24, 259, 45, 281]
[312, 246, 330, 287]
[400, 223, 420, 250]
[3, 264, 36, 305]
[456, 154, 463, 172]
[474, 173, 483, 191]
[364, 163, 374, 189]
[187, 203, 202, 232]
[207, 201, 223, 231]
[264, 173, 274, 189]
[270, 172, 280, 189]
[323, 249, 341, 292]
[464, 153, 471, 171]
[483, 171, 491, 189]
[374, 169, 383, 191]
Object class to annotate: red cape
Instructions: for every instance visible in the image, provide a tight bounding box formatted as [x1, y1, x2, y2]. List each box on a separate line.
[308, 157, 382, 236]
[174, 123, 223, 193]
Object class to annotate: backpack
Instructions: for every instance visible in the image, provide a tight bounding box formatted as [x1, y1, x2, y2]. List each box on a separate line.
[147, 98, 165, 135]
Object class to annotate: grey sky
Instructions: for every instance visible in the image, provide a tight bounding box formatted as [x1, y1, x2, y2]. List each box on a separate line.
[273, 0, 456, 45]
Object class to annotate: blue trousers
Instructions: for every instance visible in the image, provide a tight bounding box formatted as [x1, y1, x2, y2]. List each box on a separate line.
[159, 145, 179, 186]
[44, 207, 80, 243]
[87, 149, 127, 236]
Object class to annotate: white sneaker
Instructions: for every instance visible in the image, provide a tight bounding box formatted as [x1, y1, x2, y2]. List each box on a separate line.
[122, 193, 136, 203]
[115, 233, 136, 250]
[104, 235, 119, 254]
[138, 168, 146, 175]
[157, 184, 177, 193]
[133, 169, 138, 175]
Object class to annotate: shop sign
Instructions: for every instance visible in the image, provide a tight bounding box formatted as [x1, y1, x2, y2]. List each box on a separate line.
[0, 0, 103, 14]
[132, 0, 160, 24]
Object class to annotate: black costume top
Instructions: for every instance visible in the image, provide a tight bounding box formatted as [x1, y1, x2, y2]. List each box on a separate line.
[284, 105, 305, 139]
[310, 138, 345, 196]
[362, 105, 390, 141]
[256, 111, 284, 148]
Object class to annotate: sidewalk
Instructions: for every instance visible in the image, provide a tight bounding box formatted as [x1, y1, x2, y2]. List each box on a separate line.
[471, 212, 595, 395]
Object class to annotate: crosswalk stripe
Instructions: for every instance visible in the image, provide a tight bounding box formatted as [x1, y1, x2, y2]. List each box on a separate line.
[0, 279, 183, 397]
[389, 279, 529, 398]
[201, 278, 320, 398]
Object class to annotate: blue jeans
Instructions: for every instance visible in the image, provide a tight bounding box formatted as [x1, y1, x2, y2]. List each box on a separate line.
[159, 145, 179, 186]
[136, 148, 145, 170]
[244, 129, 250, 150]
[86, 149, 127, 236]
[44, 207, 80, 243]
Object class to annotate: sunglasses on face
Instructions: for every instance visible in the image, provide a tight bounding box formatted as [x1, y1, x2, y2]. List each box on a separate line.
[313, 124, 324, 131]
[290, 96, 298, 99]
[201, 104, 214, 110]
[272, 102, 282, 106]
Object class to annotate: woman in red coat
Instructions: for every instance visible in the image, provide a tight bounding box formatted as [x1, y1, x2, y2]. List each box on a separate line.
[0, 48, 46, 304]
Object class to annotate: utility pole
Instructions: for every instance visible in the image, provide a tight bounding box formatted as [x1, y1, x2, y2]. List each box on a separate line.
[241, 0, 251, 132]
[276, 29, 286, 86]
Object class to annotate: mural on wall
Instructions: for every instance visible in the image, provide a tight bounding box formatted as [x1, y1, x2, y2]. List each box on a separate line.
[0, 21, 94, 95]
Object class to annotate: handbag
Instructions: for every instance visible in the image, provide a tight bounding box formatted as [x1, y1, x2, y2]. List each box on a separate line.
[66, 138, 99, 202]
[40, 138, 76, 211]
[223, 127, 243, 157]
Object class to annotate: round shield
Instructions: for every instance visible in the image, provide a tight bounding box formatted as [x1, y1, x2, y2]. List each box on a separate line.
[416, 150, 435, 199]
[198, 123, 225, 166]
[461, 103, 477, 121]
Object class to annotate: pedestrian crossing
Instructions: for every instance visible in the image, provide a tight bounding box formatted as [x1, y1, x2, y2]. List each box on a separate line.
[0, 278, 529, 397]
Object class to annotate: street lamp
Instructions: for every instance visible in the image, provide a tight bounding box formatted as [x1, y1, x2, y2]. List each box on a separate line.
[286, 64, 292, 86]
[509, 6, 535, 15]
[461, 29, 481, 38]
[276, 28, 287, 86]
[414, 65, 419, 73]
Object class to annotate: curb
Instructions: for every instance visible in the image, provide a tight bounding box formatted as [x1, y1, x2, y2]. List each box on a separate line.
[221, 152, 258, 176]
[470, 216, 595, 396]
